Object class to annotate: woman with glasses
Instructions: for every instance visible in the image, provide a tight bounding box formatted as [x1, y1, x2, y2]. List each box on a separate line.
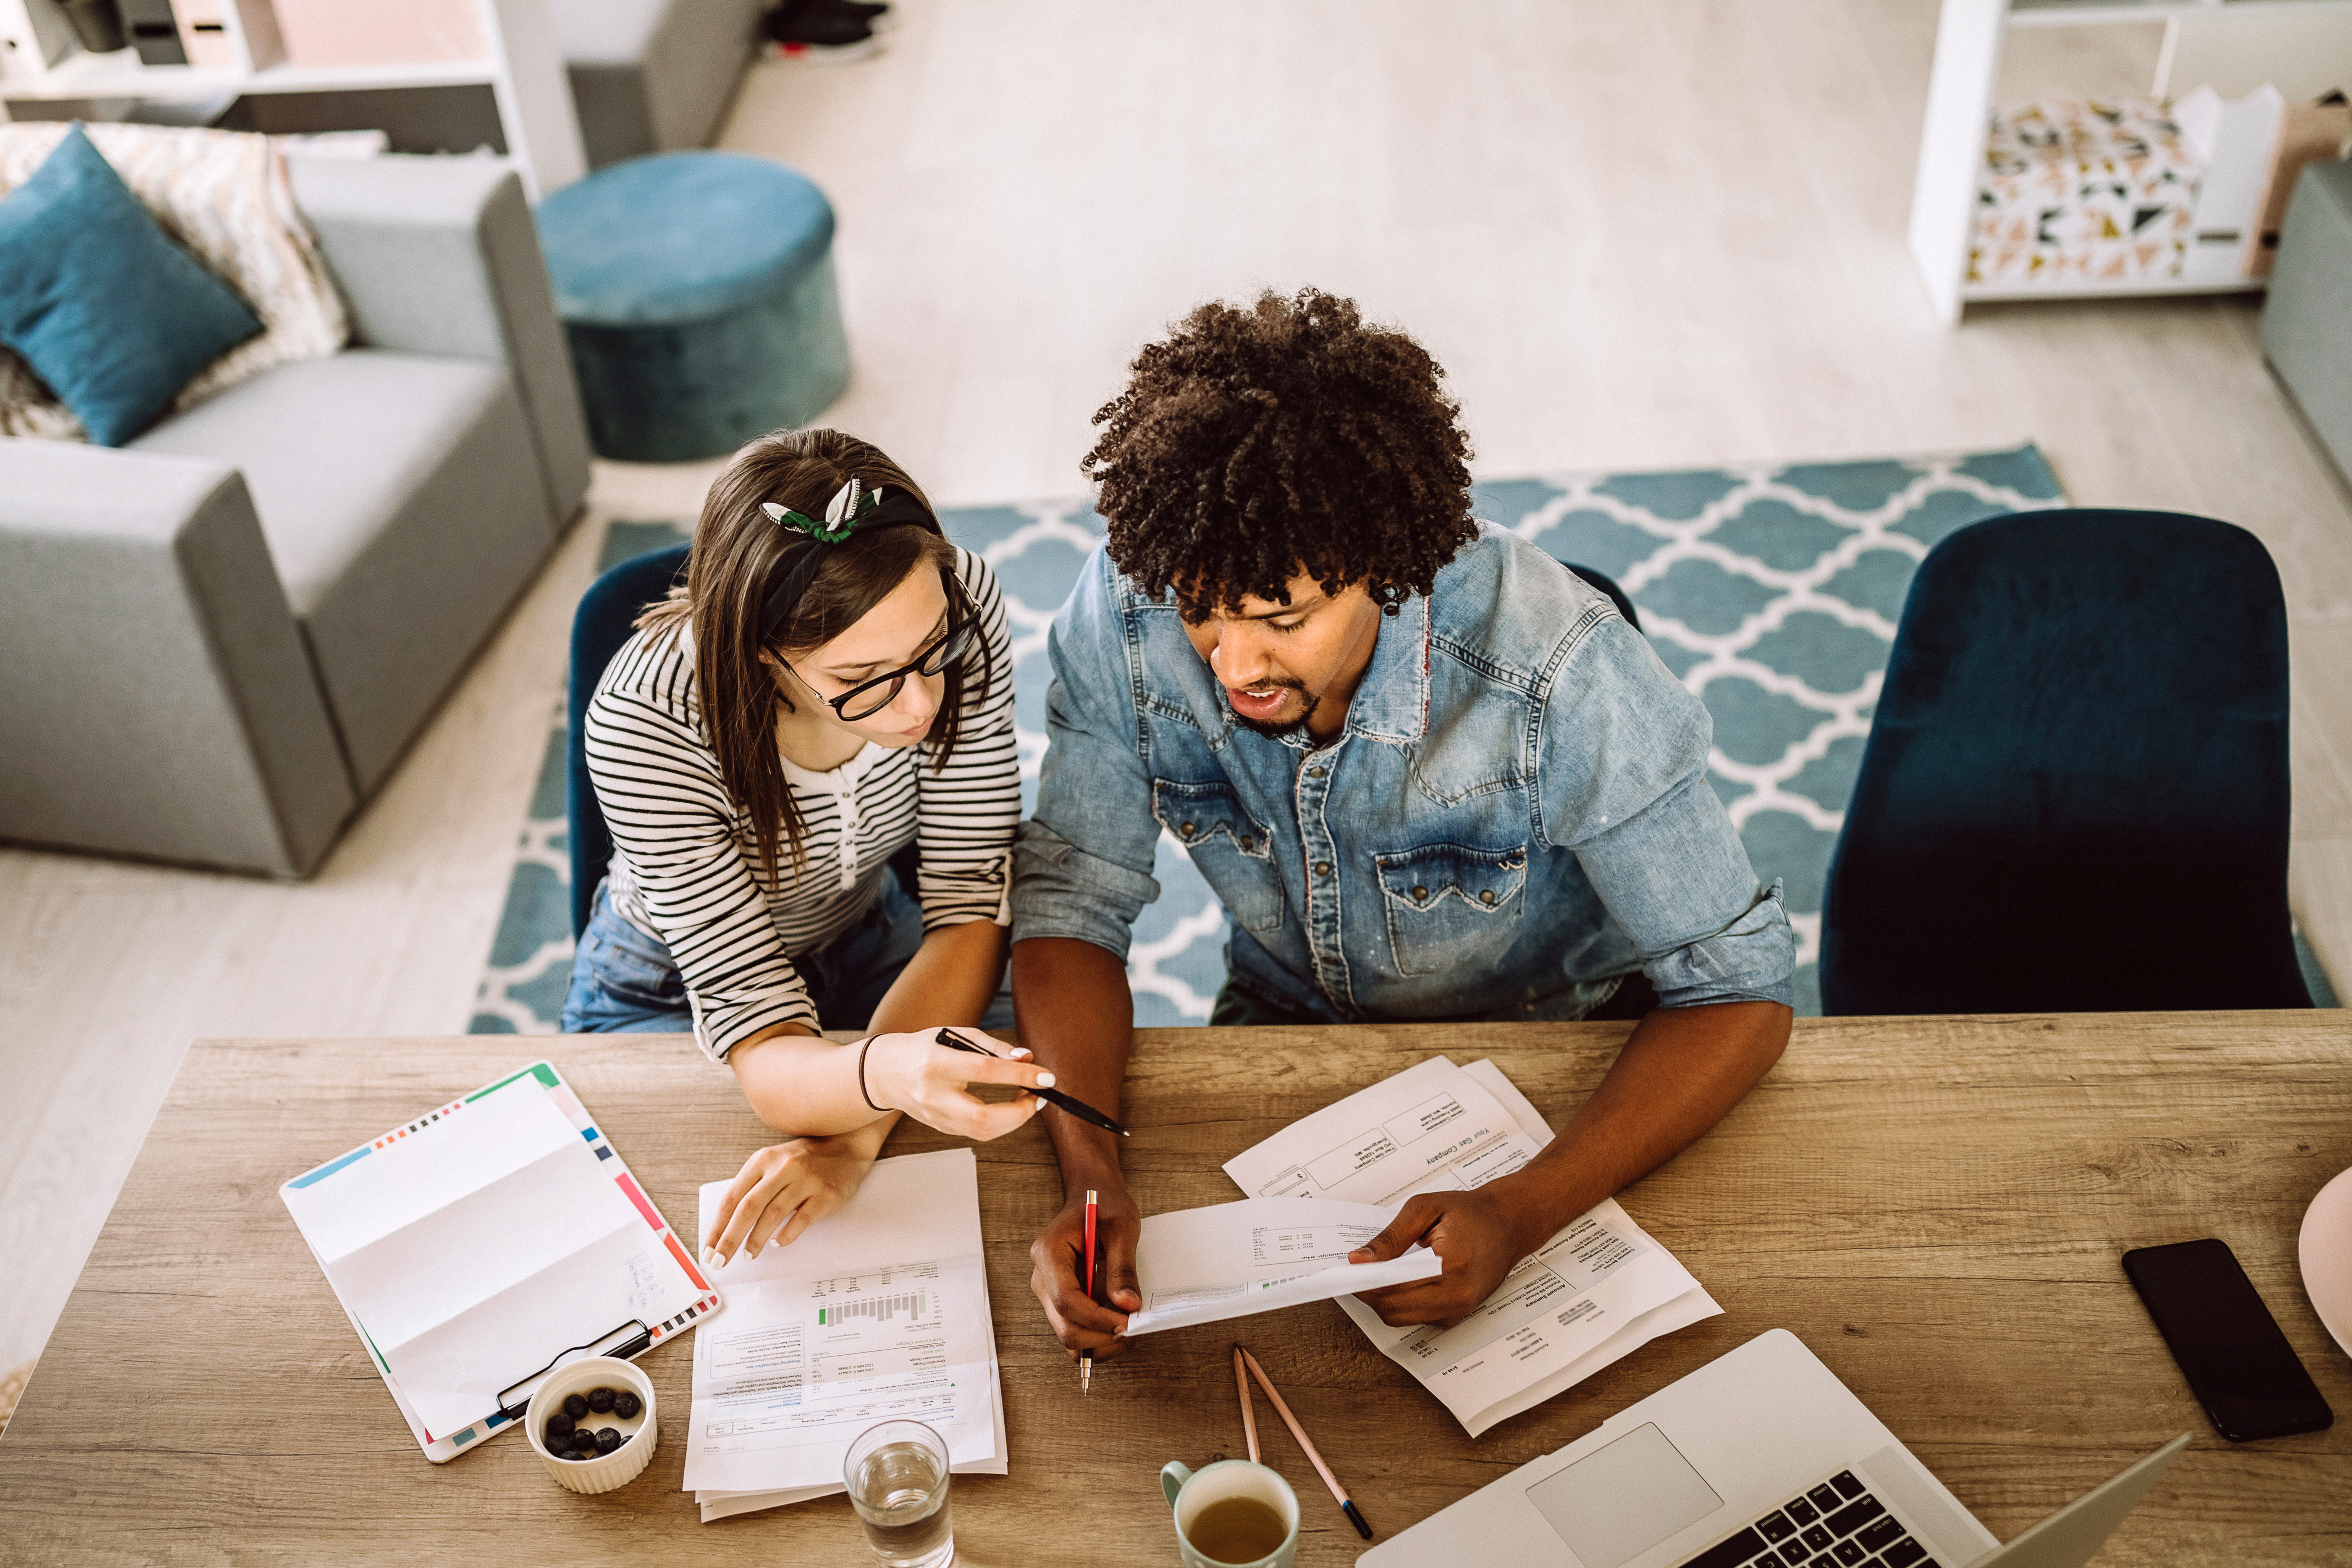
[565, 428, 1047, 1267]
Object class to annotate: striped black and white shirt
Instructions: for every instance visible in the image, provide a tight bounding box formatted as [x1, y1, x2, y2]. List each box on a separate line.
[585, 548, 1019, 1060]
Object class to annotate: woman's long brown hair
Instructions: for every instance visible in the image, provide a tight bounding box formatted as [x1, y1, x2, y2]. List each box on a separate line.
[639, 429, 984, 889]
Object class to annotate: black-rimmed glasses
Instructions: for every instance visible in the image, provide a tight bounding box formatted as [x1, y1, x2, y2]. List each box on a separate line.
[784, 593, 978, 721]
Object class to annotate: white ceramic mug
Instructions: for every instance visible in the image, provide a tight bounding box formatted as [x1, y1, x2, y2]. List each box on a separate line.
[1160, 1458, 1300, 1568]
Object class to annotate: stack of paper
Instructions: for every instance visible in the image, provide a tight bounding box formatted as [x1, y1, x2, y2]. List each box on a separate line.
[1223, 1056, 1720, 1437]
[1120, 1197, 1444, 1336]
[686, 1148, 1006, 1523]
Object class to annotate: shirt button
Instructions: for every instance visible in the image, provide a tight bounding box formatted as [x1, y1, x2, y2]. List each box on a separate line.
[1479, 889, 1496, 905]
[1180, 823, 1196, 838]
[1412, 886, 1428, 901]
[1308, 766, 1325, 778]
[1238, 836, 1254, 852]
[1314, 861, 1331, 876]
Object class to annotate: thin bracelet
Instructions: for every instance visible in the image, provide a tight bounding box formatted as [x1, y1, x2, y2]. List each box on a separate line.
[857, 1036, 887, 1113]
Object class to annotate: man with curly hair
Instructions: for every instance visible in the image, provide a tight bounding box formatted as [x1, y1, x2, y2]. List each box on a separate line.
[1011, 288, 1795, 1366]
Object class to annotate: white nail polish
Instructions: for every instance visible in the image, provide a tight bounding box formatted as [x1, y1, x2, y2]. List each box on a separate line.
[1038, 1072, 1057, 1087]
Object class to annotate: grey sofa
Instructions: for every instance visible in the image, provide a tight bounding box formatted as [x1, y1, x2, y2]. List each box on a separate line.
[0, 155, 591, 878]
[554, 0, 763, 170]
[2262, 158, 2352, 488]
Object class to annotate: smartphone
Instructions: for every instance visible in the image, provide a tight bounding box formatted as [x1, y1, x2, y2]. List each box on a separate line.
[2122, 1238, 2334, 1442]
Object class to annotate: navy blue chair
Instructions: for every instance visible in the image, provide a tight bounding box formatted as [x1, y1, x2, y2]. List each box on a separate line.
[568, 545, 691, 938]
[567, 541, 931, 942]
[1819, 509, 2310, 1015]
[1566, 564, 1640, 631]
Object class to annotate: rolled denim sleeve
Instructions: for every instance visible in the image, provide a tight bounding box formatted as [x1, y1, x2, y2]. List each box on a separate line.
[1011, 548, 1163, 957]
[1543, 618, 1796, 1010]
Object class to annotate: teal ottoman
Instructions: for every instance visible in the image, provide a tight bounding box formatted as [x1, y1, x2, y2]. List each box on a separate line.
[538, 151, 850, 462]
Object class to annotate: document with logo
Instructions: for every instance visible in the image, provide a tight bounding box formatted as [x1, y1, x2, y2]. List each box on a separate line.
[1224, 1055, 1720, 1436]
[684, 1148, 1006, 1515]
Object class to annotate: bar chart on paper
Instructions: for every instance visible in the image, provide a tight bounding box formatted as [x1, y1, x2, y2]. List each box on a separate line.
[811, 1260, 940, 1326]
[818, 1289, 931, 1328]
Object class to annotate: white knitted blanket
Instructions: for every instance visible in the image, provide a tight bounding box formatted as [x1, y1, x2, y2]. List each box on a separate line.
[0, 121, 348, 441]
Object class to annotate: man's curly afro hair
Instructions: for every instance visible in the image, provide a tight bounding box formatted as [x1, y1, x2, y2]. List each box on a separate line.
[1082, 288, 1477, 619]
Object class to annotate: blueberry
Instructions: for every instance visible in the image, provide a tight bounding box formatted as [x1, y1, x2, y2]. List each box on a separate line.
[587, 1386, 615, 1414]
[571, 1436, 601, 1461]
[545, 1414, 574, 1444]
[595, 1427, 622, 1455]
[562, 1393, 589, 1421]
[611, 1391, 642, 1420]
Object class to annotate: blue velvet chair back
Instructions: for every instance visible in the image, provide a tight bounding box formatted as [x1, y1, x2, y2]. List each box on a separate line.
[1819, 508, 2308, 1014]
[568, 544, 691, 938]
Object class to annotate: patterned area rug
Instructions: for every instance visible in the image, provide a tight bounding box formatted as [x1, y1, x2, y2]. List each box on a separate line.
[474, 444, 2090, 1033]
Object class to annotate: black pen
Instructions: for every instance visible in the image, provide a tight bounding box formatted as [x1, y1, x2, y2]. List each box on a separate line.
[933, 1029, 1130, 1137]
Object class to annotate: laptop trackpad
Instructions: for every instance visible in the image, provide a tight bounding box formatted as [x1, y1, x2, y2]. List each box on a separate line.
[1525, 1423, 1723, 1568]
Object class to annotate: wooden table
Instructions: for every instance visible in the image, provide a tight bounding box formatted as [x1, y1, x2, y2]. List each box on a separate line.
[2, 1015, 2347, 1565]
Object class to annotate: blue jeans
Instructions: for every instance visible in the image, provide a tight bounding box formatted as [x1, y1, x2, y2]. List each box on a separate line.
[562, 871, 1015, 1036]
[564, 871, 927, 1035]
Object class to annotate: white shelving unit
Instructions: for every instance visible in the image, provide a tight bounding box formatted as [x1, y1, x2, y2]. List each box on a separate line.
[1908, 0, 2352, 321]
[0, 0, 582, 197]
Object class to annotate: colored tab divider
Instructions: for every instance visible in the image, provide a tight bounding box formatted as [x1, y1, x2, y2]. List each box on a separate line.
[467, 1061, 561, 1102]
[664, 1231, 712, 1294]
[288, 1144, 371, 1189]
[615, 1172, 663, 1231]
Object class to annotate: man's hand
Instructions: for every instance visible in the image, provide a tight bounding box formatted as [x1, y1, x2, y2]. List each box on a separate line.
[1347, 1185, 1541, 1328]
[1028, 1183, 1141, 1360]
[1348, 1000, 1791, 1326]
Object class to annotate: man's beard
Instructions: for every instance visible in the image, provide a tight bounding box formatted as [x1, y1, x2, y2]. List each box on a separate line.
[1229, 678, 1320, 738]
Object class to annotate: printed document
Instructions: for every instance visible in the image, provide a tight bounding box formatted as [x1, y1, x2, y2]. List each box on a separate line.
[1223, 1055, 1721, 1436]
[685, 1148, 1005, 1511]
[1122, 1196, 1443, 1335]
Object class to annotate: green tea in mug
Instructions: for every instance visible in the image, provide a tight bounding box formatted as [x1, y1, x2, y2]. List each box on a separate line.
[1185, 1494, 1289, 1564]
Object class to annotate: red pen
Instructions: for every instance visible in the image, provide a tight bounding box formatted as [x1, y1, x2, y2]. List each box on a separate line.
[1081, 1188, 1099, 1394]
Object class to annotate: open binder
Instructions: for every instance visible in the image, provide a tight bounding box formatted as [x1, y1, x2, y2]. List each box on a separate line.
[280, 1060, 720, 1461]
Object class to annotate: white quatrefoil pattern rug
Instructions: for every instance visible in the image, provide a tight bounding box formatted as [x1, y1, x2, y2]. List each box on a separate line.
[471, 444, 2067, 1033]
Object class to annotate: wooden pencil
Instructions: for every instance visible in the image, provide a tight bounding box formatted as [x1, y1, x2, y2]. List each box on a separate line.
[1238, 1346, 1372, 1539]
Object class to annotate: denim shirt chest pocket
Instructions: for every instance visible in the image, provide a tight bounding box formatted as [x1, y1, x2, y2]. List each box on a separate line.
[1153, 778, 1284, 933]
[1375, 841, 1528, 976]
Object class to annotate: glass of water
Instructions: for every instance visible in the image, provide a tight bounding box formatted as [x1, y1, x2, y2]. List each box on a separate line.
[844, 1419, 953, 1568]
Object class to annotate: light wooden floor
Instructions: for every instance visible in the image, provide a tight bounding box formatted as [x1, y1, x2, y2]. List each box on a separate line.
[3, 0, 2350, 1400]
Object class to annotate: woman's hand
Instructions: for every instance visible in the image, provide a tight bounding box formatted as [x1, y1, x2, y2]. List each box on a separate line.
[702, 1132, 882, 1268]
[860, 1028, 1053, 1141]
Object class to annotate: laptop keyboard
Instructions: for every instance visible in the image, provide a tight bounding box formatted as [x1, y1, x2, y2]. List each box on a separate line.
[1671, 1469, 1941, 1568]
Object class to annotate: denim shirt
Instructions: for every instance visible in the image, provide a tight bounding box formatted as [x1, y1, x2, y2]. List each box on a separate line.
[1010, 524, 1795, 1021]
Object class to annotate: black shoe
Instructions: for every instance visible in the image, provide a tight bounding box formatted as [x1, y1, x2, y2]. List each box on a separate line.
[761, 0, 873, 48]
[764, 0, 883, 36]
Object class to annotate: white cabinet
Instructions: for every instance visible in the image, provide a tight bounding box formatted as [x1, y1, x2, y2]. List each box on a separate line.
[0, 0, 583, 197]
[1908, 0, 2352, 321]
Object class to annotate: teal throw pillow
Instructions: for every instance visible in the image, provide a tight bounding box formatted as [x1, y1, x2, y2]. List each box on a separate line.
[0, 124, 264, 446]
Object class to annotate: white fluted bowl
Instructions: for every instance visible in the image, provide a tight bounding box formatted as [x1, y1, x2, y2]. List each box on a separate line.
[523, 1355, 656, 1494]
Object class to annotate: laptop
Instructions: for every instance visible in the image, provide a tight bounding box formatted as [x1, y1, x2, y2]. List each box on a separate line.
[1362, 1330, 2188, 1568]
